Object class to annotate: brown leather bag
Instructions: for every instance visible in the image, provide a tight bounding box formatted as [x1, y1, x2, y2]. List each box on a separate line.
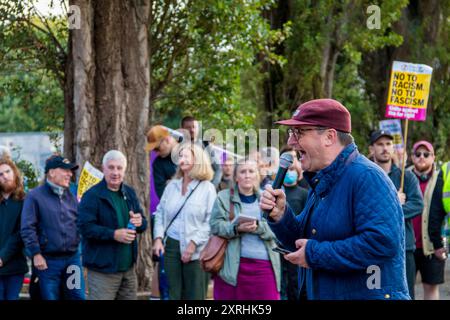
[200, 188, 235, 274]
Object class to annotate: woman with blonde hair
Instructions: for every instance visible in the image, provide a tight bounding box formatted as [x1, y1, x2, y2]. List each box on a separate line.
[152, 143, 216, 300]
[210, 157, 280, 300]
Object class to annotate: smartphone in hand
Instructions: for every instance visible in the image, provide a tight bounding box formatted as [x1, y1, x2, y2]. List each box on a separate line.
[272, 246, 293, 255]
[233, 214, 258, 225]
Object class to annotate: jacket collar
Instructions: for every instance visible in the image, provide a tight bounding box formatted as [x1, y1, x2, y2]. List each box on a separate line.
[230, 183, 261, 204]
[303, 143, 358, 198]
[44, 181, 70, 198]
[98, 178, 128, 200]
[46, 179, 66, 197]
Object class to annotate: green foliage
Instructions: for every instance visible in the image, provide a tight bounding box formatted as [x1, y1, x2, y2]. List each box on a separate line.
[15, 158, 40, 192]
[404, 3, 450, 160]
[276, 0, 407, 108]
[0, 68, 64, 132]
[0, 0, 67, 132]
[0, 0, 448, 161]
[151, 0, 287, 131]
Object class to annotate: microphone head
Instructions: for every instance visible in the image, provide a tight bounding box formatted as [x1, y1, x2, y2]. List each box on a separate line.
[279, 152, 294, 169]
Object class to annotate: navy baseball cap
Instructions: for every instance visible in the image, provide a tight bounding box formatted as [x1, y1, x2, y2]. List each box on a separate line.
[45, 155, 79, 173]
[369, 130, 394, 145]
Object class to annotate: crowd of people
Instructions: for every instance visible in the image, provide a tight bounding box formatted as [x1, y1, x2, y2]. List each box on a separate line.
[0, 101, 449, 300]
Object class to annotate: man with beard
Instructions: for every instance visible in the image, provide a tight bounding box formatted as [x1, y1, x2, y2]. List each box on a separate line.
[409, 141, 447, 300]
[0, 158, 28, 300]
[21, 155, 85, 300]
[368, 130, 423, 299]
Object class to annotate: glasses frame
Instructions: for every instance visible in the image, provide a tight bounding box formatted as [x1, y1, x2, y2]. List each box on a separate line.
[287, 127, 329, 140]
[414, 151, 432, 158]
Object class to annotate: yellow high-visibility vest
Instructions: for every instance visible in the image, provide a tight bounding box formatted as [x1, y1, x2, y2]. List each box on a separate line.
[443, 162, 450, 214]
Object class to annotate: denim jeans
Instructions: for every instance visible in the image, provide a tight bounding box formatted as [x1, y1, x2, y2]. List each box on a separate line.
[34, 252, 85, 300]
[0, 274, 24, 300]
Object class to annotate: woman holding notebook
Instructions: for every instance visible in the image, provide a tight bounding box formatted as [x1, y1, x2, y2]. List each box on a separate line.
[209, 157, 280, 300]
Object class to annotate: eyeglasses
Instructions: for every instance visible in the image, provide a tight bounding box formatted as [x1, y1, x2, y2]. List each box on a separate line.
[414, 151, 432, 158]
[287, 127, 328, 139]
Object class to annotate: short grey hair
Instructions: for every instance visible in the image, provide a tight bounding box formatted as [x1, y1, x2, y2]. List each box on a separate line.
[102, 150, 127, 167]
[337, 131, 354, 146]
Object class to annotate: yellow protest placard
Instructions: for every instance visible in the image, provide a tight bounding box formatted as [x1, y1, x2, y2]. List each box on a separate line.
[77, 161, 103, 201]
[385, 61, 433, 121]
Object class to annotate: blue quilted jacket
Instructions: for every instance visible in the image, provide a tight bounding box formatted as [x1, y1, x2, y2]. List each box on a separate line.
[269, 143, 410, 300]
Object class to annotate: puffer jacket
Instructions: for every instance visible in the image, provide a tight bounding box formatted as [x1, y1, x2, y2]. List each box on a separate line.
[269, 143, 410, 300]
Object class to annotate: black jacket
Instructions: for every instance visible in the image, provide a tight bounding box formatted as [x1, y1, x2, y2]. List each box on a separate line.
[0, 198, 28, 276]
[78, 179, 147, 273]
[152, 155, 176, 199]
[428, 170, 447, 249]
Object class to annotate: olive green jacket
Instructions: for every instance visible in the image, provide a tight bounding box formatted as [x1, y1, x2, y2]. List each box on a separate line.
[209, 185, 281, 290]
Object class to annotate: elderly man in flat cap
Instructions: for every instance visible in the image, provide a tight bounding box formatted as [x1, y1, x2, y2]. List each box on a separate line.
[260, 99, 410, 300]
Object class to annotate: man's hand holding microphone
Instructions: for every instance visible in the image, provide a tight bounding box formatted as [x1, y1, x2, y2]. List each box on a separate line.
[260, 184, 287, 222]
[259, 152, 310, 268]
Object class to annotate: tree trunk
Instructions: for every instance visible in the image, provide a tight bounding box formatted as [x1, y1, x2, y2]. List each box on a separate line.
[69, 0, 152, 292]
[260, 0, 290, 129]
[64, 30, 75, 161]
[319, 36, 339, 98]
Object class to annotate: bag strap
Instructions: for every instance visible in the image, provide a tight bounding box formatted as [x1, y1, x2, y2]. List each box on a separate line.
[163, 180, 201, 241]
[229, 187, 235, 221]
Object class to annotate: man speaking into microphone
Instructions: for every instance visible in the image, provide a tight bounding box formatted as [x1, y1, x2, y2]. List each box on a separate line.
[260, 99, 410, 300]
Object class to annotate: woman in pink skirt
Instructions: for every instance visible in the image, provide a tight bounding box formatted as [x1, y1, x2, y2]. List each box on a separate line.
[209, 157, 280, 300]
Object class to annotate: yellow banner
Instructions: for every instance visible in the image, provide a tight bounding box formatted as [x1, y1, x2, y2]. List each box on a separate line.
[77, 161, 103, 201]
[387, 72, 431, 109]
[385, 61, 433, 121]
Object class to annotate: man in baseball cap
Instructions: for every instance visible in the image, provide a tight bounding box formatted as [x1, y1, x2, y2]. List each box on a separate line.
[145, 125, 178, 198]
[21, 154, 84, 300]
[260, 98, 410, 300]
[412, 140, 434, 156]
[410, 140, 447, 300]
[145, 125, 171, 152]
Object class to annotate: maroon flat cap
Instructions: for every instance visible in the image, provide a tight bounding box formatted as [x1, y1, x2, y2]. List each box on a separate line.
[276, 99, 352, 133]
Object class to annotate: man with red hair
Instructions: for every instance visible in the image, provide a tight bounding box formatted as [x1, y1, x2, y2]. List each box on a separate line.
[0, 157, 28, 300]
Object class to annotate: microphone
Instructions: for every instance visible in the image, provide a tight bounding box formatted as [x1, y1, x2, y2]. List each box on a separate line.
[263, 152, 294, 219]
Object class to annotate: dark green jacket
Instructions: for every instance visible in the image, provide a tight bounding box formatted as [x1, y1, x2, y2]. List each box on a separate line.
[0, 197, 28, 276]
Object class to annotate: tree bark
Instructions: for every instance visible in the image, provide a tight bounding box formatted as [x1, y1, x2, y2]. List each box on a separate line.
[260, 0, 290, 129]
[69, 0, 152, 292]
[64, 30, 75, 161]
